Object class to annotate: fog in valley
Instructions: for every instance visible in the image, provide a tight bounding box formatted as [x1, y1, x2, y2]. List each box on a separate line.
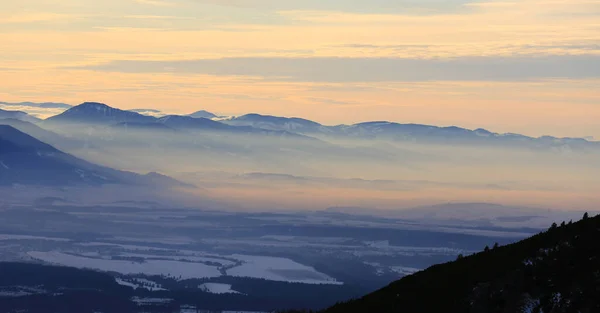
[37, 119, 600, 212]
[0, 103, 598, 312]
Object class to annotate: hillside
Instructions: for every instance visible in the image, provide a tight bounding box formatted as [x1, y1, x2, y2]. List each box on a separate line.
[299, 213, 600, 313]
[0, 108, 41, 123]
[0, 125, 186, 187]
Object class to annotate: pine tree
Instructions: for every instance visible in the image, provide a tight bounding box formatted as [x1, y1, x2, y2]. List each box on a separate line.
[583, 212, 589, 220]
[493, 242, 499, 249]
[484, 245, 490, 252]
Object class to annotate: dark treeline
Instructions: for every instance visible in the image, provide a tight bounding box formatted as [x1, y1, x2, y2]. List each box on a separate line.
[0, 263, 362, 313]
[283, 212, 600, 313]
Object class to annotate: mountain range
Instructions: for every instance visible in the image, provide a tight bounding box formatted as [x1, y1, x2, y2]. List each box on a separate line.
[2, 101, 597, 151]
[43, 102, 318, 142]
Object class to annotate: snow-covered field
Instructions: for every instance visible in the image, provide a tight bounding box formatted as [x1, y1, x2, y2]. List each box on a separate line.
[26, 250, 339, 285]
[227, 254, 342, 285]
[28, 251, 221, 280]
[198, 283, 240, 294]
[120, 252, 237, 267]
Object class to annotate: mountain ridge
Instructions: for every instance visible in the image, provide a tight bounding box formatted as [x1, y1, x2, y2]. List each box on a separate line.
[41, 102, 598, 145]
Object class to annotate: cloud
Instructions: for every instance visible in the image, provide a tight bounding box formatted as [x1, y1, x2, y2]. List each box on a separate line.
[186, 0, 476, 14]
[72, 55, 600, 82]
[124, 15, 191, 20]
[129, 108, 171, 117]
[0, 103, 70, 119]
[0, 13, 76, 24]
[133, 0, 176, 6]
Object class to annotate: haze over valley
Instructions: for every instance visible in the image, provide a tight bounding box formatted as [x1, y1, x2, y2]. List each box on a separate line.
[1, 0, 599, 310]
[0, 100, 597, 311]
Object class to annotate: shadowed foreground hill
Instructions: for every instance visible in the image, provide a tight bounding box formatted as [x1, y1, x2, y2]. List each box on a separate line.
[0, 125, 189, 187]
[289, 213, 600, 313]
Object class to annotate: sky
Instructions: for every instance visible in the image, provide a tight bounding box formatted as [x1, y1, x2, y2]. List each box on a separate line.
[1, 0, 599, 138]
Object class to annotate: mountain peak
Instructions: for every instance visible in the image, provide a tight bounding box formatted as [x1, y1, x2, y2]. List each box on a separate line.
[79, 101, 110, 108]
[46, 102, 156, 125]
[189, 110, 217, 119]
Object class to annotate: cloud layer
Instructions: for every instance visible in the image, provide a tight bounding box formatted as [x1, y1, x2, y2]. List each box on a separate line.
[78, 55, 600, 82]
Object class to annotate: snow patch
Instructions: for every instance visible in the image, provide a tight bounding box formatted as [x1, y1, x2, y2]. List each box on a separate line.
[226, 254, 342, 285]
[28, 251, 221, 280]
[198, 283, 240, 294]
[116, 278, 165, 291]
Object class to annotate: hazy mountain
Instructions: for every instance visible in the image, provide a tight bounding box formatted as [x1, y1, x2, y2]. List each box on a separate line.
[40, 102, 598, 151]
[0, 125, 187, 187]
[325, 203, 596, 229]
[158, 115, 318, 141]
[0, 109, 41, 123]
[222, 114, 598, 150]
[45, 102, 156, 125]
[189, 110, 218, 119]
[330, 122, 599, 150]
[306, 213, 600, 313]
[224, 113, 327, 133]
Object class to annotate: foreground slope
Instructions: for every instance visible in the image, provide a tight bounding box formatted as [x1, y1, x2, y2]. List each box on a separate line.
[314, 213, 600, 313]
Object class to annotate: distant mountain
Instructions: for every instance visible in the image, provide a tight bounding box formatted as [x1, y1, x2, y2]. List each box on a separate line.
[189, 110, 218, 119]
[325, 202, 591, 229]
[0, 125, 187, 187]
[41, 102, 598, 150]
[328, 121, 599, 150]
[305, 213, 600, 313]
[223, 113, 327, 133]
[45, 102, 155, 125]
[0, 101, 72, 109]
[223, 115, 598, 150]
[0, 108, 41, 123]
[157, 115, 317, 140]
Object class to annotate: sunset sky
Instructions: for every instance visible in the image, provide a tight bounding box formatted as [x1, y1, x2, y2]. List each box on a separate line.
[1, 0, 599, 138]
